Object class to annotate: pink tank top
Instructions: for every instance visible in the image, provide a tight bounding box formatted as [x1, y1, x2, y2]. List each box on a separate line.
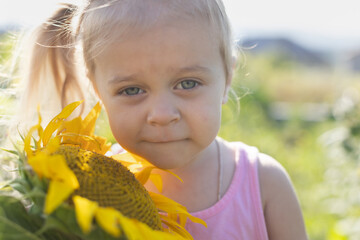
[185, 142, 269, 240]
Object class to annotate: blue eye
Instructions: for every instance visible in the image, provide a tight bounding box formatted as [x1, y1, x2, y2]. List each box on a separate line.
[120, 87, 144, 96]
[177, 80, 198, 90]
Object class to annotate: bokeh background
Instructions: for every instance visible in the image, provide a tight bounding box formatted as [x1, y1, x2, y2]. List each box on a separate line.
[1, 0, 360, 239]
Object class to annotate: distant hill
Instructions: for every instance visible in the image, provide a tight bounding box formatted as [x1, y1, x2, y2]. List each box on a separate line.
[347, 51, 360, 72]
[239, 37, 331, 68]
[0, 24, 20, 36]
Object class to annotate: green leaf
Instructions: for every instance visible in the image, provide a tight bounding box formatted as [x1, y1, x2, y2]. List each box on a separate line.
[0, 196, 43, 240]
[37, 207, 75, 236]
[0, 180, 13, 190]
[0, 147, 19, 156]
[9, 178, 31, 195]
[23, 186, 46, 211]
[17, 126, 25, 142]
[0, 215, 42, 240]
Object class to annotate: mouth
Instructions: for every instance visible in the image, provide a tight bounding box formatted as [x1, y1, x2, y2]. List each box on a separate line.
[143, 138, 187, 144]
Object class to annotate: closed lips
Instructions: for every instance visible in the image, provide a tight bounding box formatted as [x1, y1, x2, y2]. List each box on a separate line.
[144, 138, 187, 143]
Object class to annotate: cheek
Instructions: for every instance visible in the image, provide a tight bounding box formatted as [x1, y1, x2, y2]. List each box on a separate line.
[190, 100, 222, 134]
[196, 107, 220, 124]
[107, 113, 124, 141]
[198, 92, 223, 123]
[105, 107, 137, 143]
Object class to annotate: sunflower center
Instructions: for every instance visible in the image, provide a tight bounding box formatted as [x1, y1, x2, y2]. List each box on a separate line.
[55, 145, 162, 230]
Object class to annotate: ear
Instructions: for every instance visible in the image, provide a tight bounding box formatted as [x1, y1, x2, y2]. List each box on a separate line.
[222, 84, 231, 104]
[222, 56, 237, 104]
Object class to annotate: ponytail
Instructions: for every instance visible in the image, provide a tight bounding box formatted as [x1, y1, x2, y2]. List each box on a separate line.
[20, 3, 85, 121]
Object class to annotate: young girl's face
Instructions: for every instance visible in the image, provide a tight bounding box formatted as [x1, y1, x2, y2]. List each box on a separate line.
[92, 18, 231, 169]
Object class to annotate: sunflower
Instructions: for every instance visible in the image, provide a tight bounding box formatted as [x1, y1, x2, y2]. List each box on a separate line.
[0, 101, 206, 240]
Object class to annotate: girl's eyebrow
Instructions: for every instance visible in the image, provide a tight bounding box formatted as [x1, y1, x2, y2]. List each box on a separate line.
[108, 74, 138, 85]
[176, 65, 212, 75]
[107, 65, 211, 86]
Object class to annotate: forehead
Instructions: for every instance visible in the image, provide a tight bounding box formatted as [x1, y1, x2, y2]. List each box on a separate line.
[93, 18, 224, 81]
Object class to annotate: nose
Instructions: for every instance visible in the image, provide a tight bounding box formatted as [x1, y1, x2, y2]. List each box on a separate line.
[146, 95, 180, 126]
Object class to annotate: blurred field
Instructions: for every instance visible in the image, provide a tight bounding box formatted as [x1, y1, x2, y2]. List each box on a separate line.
[1, 33, 360, 239]
[218, 49, 360, 239]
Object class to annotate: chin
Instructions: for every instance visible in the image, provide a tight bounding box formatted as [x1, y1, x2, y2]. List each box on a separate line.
[150, 159, 183, 170]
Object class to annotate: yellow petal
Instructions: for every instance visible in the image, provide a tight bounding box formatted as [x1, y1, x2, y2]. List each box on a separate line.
[115, 211, 181, 240]
[112, 153, 182, 186]
[73, 195, 99, 233]
[45, 180, 74, 214]
[178, 214, 188, 228]
[81, 102, 101, 136]
[60, 117, 82, 134]
[149, 173, 163, 193]
[27, 152, 47, 178]
[160, 215, 194, 240]
[150, 192, 187, 212]
[112, 152, 144, 173]
[135, 166, 155, 185]
[36, 105, 42, 124]
[162, 170, 183, 183]
[28, 154, 59, 181]
[44, 137, 61, 154]
[128, 153, 152, 167]
[43, 154, 79, 189]
[42, 101, 82, 146]
[92, 136, 111, 154]
[113, 152, 183, 183]
[115, 151, 153, 168]
[34, 105, 43, 146]
[59, 117, 82, 144]
[94, 208, 177, 239]
[36, 126, 44, 149]
[150, 192, 207, 228]
[115, 214, 140, 239]
[28, 152, 79, 190]
[86, 135, 111, 154]
[166, 213, 189, 229]
[135, 222, 185, 240]
[24, 125, 41, 157]
[112, 152, 139, 165]
[95, 207, 122, 237]
[169, 213, 180, 223]
[58, 117, 86, 147]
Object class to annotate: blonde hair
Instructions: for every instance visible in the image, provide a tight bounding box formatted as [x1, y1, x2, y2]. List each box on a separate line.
[20, 0, 234, 118]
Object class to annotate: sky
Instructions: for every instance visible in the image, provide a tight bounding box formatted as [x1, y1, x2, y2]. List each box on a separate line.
[1, 0, 360, 51]
[223, 0, 360, 50]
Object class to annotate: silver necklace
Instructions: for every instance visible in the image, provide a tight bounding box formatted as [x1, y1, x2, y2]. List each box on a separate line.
[215, 139, 223, 202]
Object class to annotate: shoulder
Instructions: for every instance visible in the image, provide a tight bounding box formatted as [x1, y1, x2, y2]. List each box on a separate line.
[257, 153, 308, 240]
[257, 153, 292, 207]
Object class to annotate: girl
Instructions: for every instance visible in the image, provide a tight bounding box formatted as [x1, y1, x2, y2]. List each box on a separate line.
[20, 0, 308, 239]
